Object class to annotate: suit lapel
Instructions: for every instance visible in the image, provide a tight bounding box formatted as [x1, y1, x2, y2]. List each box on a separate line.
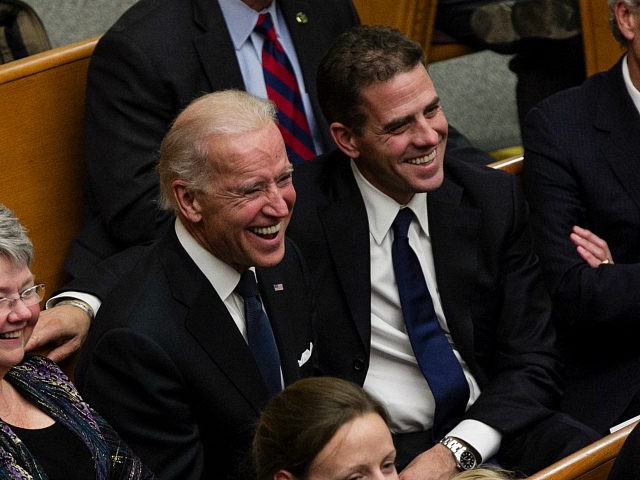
[318, 161, 372, 350]
[595, 62, 640, 211]
[192, 0, 246, 92]
[162, 232, 268, 412]
[428, 176, 481, 360]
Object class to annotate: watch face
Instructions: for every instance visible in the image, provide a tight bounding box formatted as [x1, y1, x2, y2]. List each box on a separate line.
[459, 451, 477, 470]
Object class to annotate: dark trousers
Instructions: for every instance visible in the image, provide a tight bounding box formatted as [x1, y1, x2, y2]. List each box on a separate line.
[393, 412, 600, 475]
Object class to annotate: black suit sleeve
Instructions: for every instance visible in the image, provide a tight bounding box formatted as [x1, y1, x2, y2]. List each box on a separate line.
[55, 244, 151, 301]
[447, 124, 495, 166]
[462, 171, 563, 434]
[523, 105, 640, 332]
[84, 32, 175, 249]
[77, 328, 204, 480]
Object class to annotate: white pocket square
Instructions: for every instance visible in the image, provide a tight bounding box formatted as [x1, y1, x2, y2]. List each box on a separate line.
[297, 342, 313, 367]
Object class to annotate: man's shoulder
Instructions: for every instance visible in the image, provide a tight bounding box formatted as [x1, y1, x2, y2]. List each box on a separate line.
[106, 0, 189, 34]
[444, 155, 514, 188]
[531, 60, 620, 118]
[439, 157, 521, 213]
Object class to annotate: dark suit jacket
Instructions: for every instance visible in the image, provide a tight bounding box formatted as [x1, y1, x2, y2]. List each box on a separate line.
[66, 0, 360, 278]
[74, 228, 317, 480]
[523, 57, 640, 433]
[287, 149, 563, 439]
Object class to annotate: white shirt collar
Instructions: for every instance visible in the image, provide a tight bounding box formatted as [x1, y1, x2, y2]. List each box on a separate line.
[174, 217, 244, 302]
[219, 0, 281, 50]
[350, 160, 430, 245]
[622, 54, 640, 115]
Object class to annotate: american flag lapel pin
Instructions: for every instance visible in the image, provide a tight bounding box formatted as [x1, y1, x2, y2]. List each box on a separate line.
[273, 283, 284, 292]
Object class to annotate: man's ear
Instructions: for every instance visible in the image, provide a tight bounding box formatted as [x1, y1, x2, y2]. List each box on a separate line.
[330, 122, 361, 158]
[616, 1, 638, 42]
[173, 180, 202, 223]
[273, 470, 295, 480]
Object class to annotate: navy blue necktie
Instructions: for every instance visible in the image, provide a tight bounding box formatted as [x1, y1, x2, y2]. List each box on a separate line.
[391, 208, 469, 440]
[235, 270, 282, 397]
[255, 12, 316, 164]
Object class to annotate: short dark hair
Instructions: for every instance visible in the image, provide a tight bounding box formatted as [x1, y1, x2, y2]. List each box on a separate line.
[252, 377, 390, 480]
[317, 25, 426, 135]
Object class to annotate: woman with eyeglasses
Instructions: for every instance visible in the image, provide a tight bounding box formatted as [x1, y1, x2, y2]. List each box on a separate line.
[0, 204, 155, 479]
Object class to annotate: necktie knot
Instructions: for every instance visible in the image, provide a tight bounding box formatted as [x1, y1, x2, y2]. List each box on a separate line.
[235, 270, 260, 299]
[255, 13, 277, 43]
[392, 208, 414, 240]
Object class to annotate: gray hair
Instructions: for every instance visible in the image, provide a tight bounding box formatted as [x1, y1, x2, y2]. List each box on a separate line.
[157, 90, 278, 210]
[608, 0, 640, 46]
[0, 205, 33, 267]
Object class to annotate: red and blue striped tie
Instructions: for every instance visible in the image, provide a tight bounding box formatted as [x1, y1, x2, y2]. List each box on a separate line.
[255, 13, 316, 164]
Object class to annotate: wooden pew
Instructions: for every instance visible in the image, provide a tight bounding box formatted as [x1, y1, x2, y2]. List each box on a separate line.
[579, 0, 624, 76]
[528, 422, 638, 480]
[488, 155, 523, 176]
[0, 36, 98, 299]
[352, 0, 479, 63]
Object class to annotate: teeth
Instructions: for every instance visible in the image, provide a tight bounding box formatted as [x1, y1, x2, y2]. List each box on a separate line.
[252, 223, 281, 235]
[0, 331, 21, 339]
[406, 150, 436, 165]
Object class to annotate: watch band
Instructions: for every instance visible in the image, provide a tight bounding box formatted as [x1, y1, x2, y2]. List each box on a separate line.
[440, 436, 479, 471]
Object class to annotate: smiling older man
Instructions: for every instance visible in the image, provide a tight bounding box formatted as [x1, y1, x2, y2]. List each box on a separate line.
[74, 90, 317, 480]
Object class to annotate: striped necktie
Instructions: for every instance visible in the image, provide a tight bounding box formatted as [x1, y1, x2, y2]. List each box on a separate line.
[255, 12, 316, 164]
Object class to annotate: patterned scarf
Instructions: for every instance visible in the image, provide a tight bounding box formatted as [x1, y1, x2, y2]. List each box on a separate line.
[0, 355, 154, 479]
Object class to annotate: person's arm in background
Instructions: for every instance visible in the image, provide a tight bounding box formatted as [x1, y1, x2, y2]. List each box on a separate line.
[26, 244, 151, 361]
[83, 31, 175, 248]
[523, 104, 640, 332]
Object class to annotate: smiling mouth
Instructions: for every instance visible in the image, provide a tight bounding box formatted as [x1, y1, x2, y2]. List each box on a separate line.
[0, 331, 21, 340]
[405, 149, 436, 165]
[250, 223, 281, 239]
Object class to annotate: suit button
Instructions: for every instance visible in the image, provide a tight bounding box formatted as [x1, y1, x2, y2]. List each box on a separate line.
[353, 359, 365, 372]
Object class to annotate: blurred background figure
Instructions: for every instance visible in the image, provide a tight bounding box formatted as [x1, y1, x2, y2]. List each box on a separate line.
[435, 0, 585, 128]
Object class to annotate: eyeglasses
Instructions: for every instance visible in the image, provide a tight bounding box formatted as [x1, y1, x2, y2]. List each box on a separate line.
[0, 284, 45, 316]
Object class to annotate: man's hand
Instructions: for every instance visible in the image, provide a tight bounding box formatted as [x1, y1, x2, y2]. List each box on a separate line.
[27, 304, 91, 362]
[570, 225, 614, 268]
[399, 443, 458, 480]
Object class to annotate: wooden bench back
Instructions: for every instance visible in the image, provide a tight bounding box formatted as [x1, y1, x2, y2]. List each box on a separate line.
[488, 155, 523, 176]
[0, 36, 98, 298]
[528, 422, 638, 480]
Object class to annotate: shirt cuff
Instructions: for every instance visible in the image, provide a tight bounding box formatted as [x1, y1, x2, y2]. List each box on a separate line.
[447, 419, 502, 463]
[46, 291, 102, 316]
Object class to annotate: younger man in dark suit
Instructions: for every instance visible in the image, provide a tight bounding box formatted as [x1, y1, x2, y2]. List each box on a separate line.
[74, 90, 317, 480]
[287, 25, 599, 478]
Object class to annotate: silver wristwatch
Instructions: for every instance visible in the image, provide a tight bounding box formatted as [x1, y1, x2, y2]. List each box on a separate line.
[440, 436, 479, 471]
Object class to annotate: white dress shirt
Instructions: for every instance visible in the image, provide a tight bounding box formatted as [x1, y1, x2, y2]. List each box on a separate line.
[622, 54, 640, 115]
[351, 160, 500, 461]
